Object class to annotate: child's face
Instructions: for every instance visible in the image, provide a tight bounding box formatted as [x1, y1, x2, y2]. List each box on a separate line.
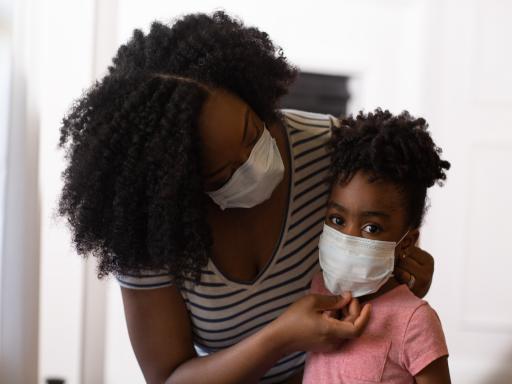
[325, 170, 418, 247]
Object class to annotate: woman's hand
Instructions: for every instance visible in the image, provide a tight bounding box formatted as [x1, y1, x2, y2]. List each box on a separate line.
[395, 245, 434, 298]
[270, 292, 371, 356]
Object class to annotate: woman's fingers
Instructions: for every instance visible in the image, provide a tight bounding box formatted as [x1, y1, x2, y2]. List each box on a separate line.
[277, 293, 373, 354]
[342, 305, 349, 319]
[394, 266, 411, 284]
[354, 304, 371, 330]
[313, 292, 352, 311]
[396, 252, 423, 269]
[406, 246, 434, 267]
[322, 309, 337, 319]
[328, 303, 371, 339]
[395, 264, 432, 298]
[343, 297, 361, 323]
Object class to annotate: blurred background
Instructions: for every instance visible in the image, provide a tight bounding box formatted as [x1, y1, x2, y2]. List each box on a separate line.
[1, 0, 511, 383]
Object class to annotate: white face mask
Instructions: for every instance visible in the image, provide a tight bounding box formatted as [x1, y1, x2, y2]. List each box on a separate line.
[207, 126, 285, 210]
[318, 224, 409, 297]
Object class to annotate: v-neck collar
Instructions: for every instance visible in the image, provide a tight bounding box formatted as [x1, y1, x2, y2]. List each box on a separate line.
[208, 118, 294, 288]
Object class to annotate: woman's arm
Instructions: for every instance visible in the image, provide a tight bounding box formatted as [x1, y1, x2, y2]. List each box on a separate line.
[280, 369, 303, 384]
[121, 286, 195, 383]
[121, 287, 371, 384]
[414, 356, 451, 384]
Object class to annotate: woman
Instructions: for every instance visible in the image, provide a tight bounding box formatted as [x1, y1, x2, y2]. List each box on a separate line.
[59, 12, 434, 384]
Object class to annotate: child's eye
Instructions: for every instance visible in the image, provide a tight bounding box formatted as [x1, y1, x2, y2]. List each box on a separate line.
[362, 224, 381, 234]
[329, 216, 344, 226]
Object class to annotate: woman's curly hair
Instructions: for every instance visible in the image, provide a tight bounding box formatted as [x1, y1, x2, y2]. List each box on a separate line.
[58, 11, 297, 285]
[329, 108, 451, 229]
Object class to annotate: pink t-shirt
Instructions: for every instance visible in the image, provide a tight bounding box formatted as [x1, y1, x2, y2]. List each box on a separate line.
[303, 273, 448, 384]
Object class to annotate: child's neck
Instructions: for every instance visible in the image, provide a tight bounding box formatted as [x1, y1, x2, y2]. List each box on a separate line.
[358, 276, 401, 303]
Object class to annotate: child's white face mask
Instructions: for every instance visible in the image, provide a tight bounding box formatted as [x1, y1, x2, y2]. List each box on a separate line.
[318, 224, 409, 297]
[207, 126, 284, 210]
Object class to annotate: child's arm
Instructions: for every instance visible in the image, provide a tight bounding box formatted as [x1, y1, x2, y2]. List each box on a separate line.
[402, 303, 449, 383]
[414, 356, 451, 383]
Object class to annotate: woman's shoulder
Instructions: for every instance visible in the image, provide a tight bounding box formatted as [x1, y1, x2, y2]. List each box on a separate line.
[116, 269, 174, 290]
[279, 109, 340, 131]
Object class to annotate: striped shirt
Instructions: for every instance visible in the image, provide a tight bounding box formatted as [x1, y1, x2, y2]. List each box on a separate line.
[118, 109, 338, 383]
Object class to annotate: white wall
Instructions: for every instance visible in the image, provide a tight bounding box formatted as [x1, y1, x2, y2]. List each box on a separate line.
[115, 0, 428, 115]
[34, 1, 512, 383]
[0, 0, 11, 274]
[420, 1, 512, 382]
[38, 0, 95, 383]
[1, 0, 41, 382]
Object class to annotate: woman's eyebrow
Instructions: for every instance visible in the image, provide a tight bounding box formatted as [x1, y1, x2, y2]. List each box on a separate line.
[206, 109, 251, 178]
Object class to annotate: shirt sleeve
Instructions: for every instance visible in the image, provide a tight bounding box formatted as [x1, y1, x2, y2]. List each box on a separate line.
[401, 303, 449, 376]
[115, 269, 173, 289]
[329, 115, 341, 129]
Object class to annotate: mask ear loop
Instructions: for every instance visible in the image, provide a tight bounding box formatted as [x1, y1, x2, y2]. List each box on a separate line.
[396, 230, 410, 259]
[391, 230, 411, 278]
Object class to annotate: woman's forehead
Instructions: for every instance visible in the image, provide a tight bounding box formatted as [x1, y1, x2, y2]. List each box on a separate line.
[200, 88, 248, 121]
[199, 89, 248, 140]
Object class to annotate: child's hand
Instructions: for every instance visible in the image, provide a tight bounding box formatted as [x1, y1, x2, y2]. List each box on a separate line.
[395, 245, 434, 298]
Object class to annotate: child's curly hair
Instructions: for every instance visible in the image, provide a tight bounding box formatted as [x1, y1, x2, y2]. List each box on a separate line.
[58, 12, 297, 285]
[329, 108, 451, 228]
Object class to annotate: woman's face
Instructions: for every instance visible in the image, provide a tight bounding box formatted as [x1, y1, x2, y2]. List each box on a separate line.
[325, 170, 419, 249]
[199, 88, 264, 192]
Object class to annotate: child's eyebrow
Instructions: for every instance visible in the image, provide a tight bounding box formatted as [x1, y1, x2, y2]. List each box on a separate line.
[327, 201, 391, 219]
[361, 211, 391, 219]
[327, 201, 346, 212]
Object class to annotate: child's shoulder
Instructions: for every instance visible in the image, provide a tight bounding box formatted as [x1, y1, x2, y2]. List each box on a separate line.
[377, 284, 428, 312]
[374, 284, 438, 323]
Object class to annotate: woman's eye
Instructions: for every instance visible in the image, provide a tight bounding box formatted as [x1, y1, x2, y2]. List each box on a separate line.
[250, 126, 263, 146]
[362, 224, 381, 234]
[329, 216, 344, 226]
[206, 173, 233, 191]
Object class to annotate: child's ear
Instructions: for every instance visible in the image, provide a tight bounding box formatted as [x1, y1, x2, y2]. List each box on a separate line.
[397, 229, 420, 255]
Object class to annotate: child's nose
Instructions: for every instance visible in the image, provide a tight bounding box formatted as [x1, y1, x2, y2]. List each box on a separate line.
[343, 224, 361, 238]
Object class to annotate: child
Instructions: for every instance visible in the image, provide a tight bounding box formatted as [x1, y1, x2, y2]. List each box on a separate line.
[303, 109, 451, 384]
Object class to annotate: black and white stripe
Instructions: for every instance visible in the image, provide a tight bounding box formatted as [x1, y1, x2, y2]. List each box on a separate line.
[117, 109, 335, 382]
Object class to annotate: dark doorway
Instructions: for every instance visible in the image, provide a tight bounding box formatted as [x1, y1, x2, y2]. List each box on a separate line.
[280, 72, 350, 117]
